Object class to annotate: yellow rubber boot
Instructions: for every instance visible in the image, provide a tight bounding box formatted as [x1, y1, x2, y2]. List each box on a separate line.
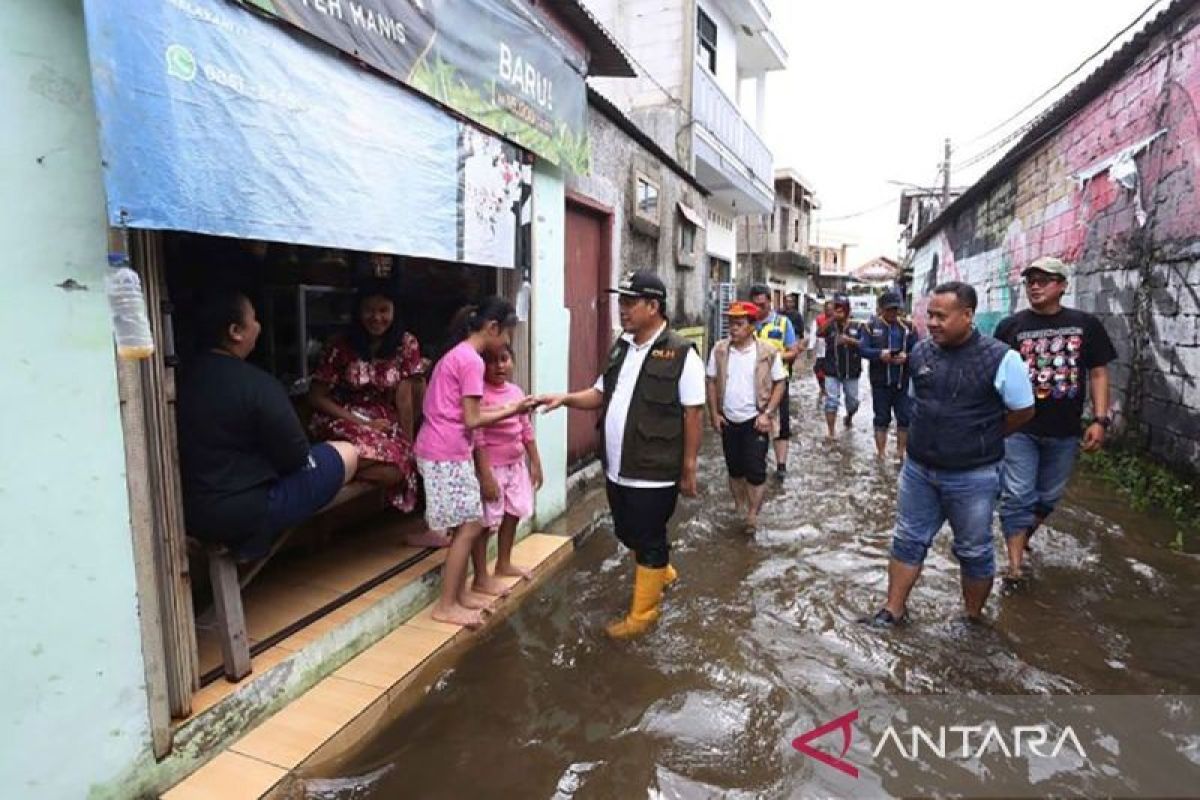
[606, 565, 667, 639]
[663, 563, 679, 587]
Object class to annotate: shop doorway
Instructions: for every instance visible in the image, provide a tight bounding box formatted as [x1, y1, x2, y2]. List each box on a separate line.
[564, 198, 612, 471]
[119, 231, 529, 738]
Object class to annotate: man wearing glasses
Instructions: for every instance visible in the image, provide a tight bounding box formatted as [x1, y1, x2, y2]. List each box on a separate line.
[993, 256, 1117, 589]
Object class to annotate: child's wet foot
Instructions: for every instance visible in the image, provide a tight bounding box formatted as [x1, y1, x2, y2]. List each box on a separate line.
[473, 576, 514, 596]
[460, 590, 496, 610]
[431, 603, 484, 628]
[495, 563, 531, 581]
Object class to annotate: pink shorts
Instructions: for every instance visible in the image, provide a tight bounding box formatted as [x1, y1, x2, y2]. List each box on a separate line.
[482, 461, 534, 529]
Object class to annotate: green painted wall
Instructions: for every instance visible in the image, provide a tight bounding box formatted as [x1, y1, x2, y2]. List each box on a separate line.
[0, 1, 157, 797]
[531, 162, 570, 524]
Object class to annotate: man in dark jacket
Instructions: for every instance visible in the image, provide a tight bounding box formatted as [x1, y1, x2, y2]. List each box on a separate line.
[865, 282, 1034, 626]
[818, 294, 864, 438]
[540, 271, 704, 638]
[857, 291, 917, 458]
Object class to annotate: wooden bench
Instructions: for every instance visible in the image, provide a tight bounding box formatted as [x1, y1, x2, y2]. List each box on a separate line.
[202, 480, 382, 682]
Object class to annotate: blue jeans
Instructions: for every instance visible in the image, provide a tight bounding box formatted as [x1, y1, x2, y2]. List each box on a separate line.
[891, 458, 1001, 579]
[824, 376, 860, 416]
[871, 384, 911, 431]
[999, 432, 1079, 538]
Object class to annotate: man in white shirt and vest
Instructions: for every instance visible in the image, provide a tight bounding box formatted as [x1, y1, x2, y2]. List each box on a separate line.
[706, 301, 786, 531]
[540, 271, 705, 638]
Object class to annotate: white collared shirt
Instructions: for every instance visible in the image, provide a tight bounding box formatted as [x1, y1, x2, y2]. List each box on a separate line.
[592, 323, 706, 488]
[705, 341, 786, 423]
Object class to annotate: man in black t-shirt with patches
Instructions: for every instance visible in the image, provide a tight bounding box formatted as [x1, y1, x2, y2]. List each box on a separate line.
[993, 256, 1117, 588]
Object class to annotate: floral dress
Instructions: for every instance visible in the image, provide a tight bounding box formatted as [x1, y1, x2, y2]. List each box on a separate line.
[309, 334, 425, 512]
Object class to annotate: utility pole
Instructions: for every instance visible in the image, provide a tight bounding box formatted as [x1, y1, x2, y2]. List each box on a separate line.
[941, 137, 952, 205]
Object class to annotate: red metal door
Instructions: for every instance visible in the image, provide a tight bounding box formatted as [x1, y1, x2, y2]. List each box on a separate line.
[564, 201, 609, 470]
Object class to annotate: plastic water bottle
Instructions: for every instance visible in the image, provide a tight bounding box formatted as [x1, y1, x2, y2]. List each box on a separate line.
[105, 256, 155, 360]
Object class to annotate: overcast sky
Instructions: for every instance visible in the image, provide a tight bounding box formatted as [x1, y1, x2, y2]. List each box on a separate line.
[762, 0, 1166, 267]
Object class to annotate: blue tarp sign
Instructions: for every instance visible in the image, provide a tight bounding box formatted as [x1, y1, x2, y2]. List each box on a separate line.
[81, 0, 526, 268]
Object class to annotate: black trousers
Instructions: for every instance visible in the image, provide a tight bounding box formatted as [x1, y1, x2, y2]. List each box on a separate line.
[720, 418, 770, 485]
[605, 480, 679, 568]
[776, 382, 792, 441]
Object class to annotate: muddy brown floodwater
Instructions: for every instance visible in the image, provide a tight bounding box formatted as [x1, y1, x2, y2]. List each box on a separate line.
[315, 377, 1200, 798]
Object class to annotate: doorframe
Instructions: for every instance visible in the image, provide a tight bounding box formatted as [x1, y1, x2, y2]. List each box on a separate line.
[563, 192, 614, 470]
[564, 190, 614, 334]
[112, 228, 199, 757]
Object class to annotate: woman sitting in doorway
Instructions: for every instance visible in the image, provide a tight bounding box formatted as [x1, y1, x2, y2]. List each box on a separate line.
[178, 290, 360, 562]
[307, 279, 447, 547]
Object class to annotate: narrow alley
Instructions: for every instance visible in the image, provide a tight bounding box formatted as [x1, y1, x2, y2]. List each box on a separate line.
[9, 1, 1200, 797]
[318, 377, 1200, 798]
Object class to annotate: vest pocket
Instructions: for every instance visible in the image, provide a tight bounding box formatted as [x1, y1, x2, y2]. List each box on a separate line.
[636, 417, 678, 440]
[641, 374, 678, 405]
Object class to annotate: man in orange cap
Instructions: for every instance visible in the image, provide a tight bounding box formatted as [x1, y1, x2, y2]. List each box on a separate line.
[706, 301, 787, 530]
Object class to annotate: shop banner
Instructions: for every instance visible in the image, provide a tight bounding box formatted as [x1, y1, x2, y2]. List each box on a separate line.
[239, 0, 590, 172]
[82, 0, 527, 268]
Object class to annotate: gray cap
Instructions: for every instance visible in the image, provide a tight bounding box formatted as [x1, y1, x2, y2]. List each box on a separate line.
[879, 291, 903, 309]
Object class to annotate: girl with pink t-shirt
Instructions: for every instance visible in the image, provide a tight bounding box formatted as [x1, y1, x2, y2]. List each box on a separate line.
[472, 346, 544, 595]
[414, 298, 537, 628]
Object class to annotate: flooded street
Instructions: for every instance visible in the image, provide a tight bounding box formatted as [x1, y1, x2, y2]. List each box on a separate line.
[324, 376, 1200, 798]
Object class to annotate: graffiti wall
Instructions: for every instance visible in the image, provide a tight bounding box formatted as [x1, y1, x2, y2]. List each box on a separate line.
[910, 7, 1200, 472]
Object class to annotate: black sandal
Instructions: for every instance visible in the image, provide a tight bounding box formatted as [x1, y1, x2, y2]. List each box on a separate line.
[859, 607, 908, 627]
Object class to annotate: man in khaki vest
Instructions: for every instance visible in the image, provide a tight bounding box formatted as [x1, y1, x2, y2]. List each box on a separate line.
[706, 301, 787, 531]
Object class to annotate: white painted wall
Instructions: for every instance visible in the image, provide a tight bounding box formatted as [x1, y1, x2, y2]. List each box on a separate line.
[0, 2, 156, 797]
[584, 0, 686, 112]
[531, 161, 570, 523]
[697, 0, 739, 100]
[706, 202, 737, 265]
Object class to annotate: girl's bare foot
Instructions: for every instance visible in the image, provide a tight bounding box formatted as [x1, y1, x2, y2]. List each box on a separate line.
[472, 575, 514, 596]
[459, 589, 496, 610]
[403, 529, 452, 548]
[495, 563, 531, 581]
[431, 603, 484, 628]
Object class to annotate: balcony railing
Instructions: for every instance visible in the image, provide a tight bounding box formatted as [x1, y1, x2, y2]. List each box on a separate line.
[692, 65, 773, 187]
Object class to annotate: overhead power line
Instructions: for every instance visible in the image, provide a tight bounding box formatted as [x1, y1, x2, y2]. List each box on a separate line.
[952, 0, 1168, 163]
[818, 195, 899, 222]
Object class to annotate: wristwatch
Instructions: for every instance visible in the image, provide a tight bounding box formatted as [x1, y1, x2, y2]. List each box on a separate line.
[1095, 415, 1113, 429]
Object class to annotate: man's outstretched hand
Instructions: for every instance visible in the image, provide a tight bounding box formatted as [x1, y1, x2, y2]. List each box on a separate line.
[538, 394, 568, 413]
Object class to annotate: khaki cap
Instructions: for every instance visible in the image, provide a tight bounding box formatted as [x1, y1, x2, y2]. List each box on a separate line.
[1022, 256, 1069, 279]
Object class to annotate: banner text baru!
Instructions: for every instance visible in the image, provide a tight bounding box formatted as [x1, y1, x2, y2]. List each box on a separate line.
[240, 0, 590, 172]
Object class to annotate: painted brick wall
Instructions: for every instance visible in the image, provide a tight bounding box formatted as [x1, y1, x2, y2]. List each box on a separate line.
[910, 7, 1200, 473]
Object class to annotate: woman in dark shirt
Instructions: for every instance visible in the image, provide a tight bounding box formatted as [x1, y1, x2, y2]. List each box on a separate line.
[178, 290, 358, 561]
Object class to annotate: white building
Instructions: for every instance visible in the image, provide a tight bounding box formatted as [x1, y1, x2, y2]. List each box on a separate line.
[583, 0, 787, 283]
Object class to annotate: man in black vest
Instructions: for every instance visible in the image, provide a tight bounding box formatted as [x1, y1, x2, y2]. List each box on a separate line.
[540, 271, 705, 638]
[865, 282, 1035, 626]
[819, 294, 865, 439]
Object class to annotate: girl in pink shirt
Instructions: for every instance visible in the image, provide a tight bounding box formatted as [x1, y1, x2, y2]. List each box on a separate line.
[414, 298, 537, 628]
[472, 346, 544, 595]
